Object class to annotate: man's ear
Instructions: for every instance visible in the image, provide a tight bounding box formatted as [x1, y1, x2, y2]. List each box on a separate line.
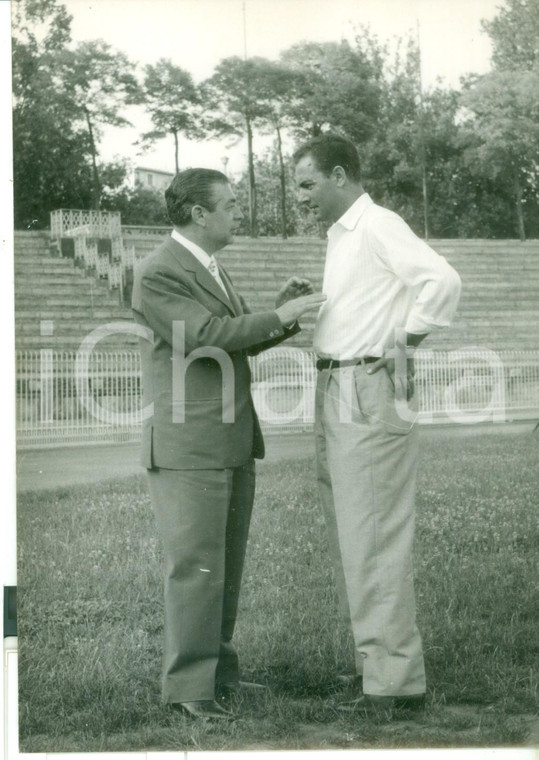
[191, 204, 207, 227]
[332, 165, 346, 187]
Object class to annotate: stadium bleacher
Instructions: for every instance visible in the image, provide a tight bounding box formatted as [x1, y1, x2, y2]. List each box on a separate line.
[14, 229, 539, 353]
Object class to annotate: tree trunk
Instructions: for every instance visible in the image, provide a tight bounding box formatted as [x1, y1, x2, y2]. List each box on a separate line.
[173, 130, 179, 174]
[84, 107, 101, 210]
[246, 115, 257, 237]
[514, 174, 526, 241]
[276, 126, 287, 239]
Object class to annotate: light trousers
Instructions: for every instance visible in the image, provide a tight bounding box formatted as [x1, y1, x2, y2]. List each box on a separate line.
[147, 461, 255, 703]
[315, 364, 426, 697]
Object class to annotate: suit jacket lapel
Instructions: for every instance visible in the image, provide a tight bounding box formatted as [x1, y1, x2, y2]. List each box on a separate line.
[167, 238, 235, 315]
[218, 264, 243, 316]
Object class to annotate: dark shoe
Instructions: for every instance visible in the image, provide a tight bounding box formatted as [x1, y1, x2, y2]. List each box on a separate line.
[392, 694, 426, 712]
[338, 693, 425, 716]
[335, 674, 363, 689]
[170, 699, 235, 720]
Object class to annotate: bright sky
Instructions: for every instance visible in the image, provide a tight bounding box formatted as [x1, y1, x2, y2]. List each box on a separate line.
[59, 0, 501, 176]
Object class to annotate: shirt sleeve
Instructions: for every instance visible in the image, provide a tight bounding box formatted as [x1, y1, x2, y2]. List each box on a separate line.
[368, 211, 462, 335]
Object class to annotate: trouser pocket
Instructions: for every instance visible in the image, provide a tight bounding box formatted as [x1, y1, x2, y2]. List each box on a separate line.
[355, 366, 418, 435]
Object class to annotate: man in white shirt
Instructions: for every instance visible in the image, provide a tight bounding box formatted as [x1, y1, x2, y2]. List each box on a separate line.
[132, 168, 325, 720]
[293, 133, 461, 715]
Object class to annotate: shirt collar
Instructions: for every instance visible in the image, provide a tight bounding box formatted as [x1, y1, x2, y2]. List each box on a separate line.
[171, 228, 213, 268]
[329, 192, 373, 234]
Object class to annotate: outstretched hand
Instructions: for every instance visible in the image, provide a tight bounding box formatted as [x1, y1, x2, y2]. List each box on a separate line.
[275, 277, 314, 308]
[275, 292, 326, 326]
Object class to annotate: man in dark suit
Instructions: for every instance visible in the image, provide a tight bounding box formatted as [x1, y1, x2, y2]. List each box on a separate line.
[132, 168, 325, 720]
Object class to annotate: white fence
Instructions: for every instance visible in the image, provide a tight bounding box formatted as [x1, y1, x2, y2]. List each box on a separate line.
[50, 210, 130, 295]
[16, 348, 539, 448]
[50, 209, 122, 239]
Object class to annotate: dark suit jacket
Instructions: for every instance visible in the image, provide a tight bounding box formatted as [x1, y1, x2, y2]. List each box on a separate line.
[132, 236, 299, 470]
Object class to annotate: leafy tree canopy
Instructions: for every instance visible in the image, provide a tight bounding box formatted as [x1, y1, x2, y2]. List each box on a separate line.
[460, 67, 539, 238]
[482, 0, 539, 71]
[280, 38, 385, 143]
[139, 59, 202, 172]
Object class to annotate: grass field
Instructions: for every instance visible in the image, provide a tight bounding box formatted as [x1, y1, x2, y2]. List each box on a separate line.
[17, 430, 539, 752]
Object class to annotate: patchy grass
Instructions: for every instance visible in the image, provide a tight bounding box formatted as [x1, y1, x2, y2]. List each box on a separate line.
[17, 430, 539, 751]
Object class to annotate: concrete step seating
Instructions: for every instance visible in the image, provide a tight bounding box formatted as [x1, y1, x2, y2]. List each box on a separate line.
[215, 238, 539, 352]
[15, 231, 134, 351]
[14, 230, 539, 352]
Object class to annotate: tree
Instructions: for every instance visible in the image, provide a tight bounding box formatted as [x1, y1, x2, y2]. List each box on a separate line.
[460, 69, 539, 240]
[97, 158, 170, 225]
[203, 57, 278, 237]
[101, 185, 169, 226]
[280, 38, 385, 145]
[12, 0, 142, 224]
[12, 0, 72, 53]
[56, 40, 141, 209]
[363, 37, 475, 239]
[139, 59, 202, 174]
[482, 0, 539, 71]
[12, 0, 95, 227]
[462, 0, 539, 239]
[12, 101, 94, 228]
[233, 150, 320, 238]
[359, 37, 422, 227]
[237, 60, 308, 238]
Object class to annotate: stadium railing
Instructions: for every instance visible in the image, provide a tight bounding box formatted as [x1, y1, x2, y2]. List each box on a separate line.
[15, 347, 539, 448]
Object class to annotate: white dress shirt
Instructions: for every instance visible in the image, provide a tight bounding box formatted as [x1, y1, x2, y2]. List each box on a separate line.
[171, 228, 228, 294]
[314, 194, 461, 360]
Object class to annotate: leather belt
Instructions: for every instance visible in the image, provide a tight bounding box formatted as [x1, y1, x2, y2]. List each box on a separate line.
[316, 357, 380, 371]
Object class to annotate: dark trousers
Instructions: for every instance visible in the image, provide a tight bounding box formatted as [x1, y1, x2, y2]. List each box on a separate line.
[147, 460, 255, 702]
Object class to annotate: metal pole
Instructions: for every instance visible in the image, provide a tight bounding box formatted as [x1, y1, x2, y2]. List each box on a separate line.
[416, 21, 429, 240]
[242, 0, 247, 59]
[242, 0, 254, 234]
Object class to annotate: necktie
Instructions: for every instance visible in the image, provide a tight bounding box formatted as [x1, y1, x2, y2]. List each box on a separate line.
[209, 257, 242, 315]
[207, 256, 227, 294]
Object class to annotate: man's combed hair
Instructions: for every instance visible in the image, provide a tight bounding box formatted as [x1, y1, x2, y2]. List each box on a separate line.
[293, 133, 361, 182]
[165, 168, 229, 227]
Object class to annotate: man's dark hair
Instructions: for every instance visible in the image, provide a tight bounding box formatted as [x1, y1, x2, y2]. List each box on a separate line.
[165, 168, 229, 226]
[293, 133, 361, 182]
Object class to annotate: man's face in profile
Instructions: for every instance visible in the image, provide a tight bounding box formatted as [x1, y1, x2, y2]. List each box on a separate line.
[295, 154, 340, 223]
[204, 182, 244, 250]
